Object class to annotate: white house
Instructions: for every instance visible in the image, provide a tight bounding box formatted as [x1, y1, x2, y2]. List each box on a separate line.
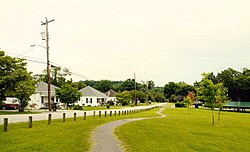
[29, 82, 59, 109]
[105, 89, 117, 103]
[78, 86, 107, 106]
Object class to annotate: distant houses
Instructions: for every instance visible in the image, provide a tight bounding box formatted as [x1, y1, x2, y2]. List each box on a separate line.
[2, 82, 117, 110]
[29, 82, 60, 109]
[105, 89, 117, 103]
[78, 86, 107, 106]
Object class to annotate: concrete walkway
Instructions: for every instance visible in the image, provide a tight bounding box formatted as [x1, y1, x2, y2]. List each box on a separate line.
[90, 107, 166, 152]
[0, 103, 166, 124]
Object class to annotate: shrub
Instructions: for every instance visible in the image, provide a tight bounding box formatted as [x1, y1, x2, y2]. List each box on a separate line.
[73, 105, 83, 110]
[175, 102, 185, 107]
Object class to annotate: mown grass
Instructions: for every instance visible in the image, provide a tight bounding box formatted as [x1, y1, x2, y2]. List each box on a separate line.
[115, 107, 250, 152]
[0, 108, 160, 152]
[82, 105, 125, 111]
[0, 111, 40, 115]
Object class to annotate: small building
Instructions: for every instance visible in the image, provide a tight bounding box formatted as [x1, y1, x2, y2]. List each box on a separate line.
[78, 86, 107, 106]
[29, 82, 59, 109]
[105, 89, 117, 103]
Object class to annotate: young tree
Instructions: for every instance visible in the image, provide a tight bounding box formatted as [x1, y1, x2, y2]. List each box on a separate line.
[56, 83, 82, 109]
[215, 83, 229, 121]
[197, 73, 218, 125]
[183, 92, 195, 114]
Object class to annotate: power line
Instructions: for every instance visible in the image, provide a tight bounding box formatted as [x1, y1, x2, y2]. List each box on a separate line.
[4, 51, 89, 80]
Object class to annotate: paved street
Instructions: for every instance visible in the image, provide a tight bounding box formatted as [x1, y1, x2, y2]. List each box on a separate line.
[0, 103, 166, 124]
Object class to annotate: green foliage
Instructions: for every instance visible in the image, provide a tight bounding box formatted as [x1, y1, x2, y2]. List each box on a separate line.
[0, 51, 35, 111]
[164, 82, 195, 102]
[33, 66, 71, 88]
[73, 105, 83, 110]
[56, 83, 82, 109]
[115, 91, 132, 106]
[93, 80, 113, 92]
[175, 102, 185, 107]
[197, 73, 229, 124]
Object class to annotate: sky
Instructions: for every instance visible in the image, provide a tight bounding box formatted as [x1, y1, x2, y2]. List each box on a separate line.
[1, 0, 250, 86]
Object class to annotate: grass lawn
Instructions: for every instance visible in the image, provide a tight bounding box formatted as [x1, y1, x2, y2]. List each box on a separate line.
[0, 111, 40, 115]
[115, 107, 250, 152]
[0, 108, 160, 152]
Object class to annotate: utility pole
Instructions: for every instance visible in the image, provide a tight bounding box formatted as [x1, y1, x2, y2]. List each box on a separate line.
[41, 17, 55, 111]
[134, 73, 137, 106]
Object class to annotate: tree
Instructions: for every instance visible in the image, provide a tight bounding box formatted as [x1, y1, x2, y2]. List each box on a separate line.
[197, 73, 228, 125]
[33, 66, 71, 88]
[215, 83, 229, 121]
[216, 68, 240, 101]
[14, 79, 36, 112]
[0, 51, 35, 111]
[115, 91, 132, 106]
[197, 73, 218, 125]
[164, 82, 195, 102]
[182, 92, 195, 114]
[94, 80, 113, 92]
[56, 83, 82, 109]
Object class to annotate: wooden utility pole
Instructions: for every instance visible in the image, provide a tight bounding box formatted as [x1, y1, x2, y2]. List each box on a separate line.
[41, 17, 55, 111]
[134, 73, 137, 106]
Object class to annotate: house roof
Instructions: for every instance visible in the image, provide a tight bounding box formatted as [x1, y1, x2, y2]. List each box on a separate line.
[36, 82, 58, 96]
[105, 89, 117, 97]
[79, 86, 107, 98]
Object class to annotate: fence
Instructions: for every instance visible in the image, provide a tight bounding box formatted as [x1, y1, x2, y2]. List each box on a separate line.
[2, 106, 159, 132]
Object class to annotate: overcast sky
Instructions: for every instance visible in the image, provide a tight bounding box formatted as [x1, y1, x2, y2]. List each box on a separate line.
[1, 0, 250, 86]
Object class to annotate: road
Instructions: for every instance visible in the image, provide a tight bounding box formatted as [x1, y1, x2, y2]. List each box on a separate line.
[0, 103, 166, 124]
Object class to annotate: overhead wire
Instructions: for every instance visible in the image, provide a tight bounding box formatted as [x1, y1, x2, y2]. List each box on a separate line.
[3, 51, 89, 80]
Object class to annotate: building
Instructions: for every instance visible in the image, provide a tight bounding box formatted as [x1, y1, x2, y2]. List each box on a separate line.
[29, 82, 59, 109]
[78, 86, 107, 106]
[105, 89, 117, 103]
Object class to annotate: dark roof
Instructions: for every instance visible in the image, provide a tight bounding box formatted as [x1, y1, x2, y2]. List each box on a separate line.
[105, 89, 117, 97]
[36, 82, 58, 96]
[79, 86, 107, 98]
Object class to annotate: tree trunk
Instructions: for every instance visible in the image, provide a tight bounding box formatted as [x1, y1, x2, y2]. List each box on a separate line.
[19, 101, 24, 112]
[212, 109, 215, 125]
[218, 109, 221, 121]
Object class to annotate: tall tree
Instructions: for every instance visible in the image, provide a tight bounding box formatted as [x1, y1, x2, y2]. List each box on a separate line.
[55, 83, 82, 109]
[0, 51, 35, 111]
[94, 80, 113, 92]
[33, 66, 71, 87]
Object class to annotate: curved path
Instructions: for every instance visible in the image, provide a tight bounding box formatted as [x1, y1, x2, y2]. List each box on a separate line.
[90, 107, 166, 152]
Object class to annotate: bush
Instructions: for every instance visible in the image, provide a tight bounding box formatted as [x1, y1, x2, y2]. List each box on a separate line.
[73, 105, 83, 110]
[175, 102, 185, 108]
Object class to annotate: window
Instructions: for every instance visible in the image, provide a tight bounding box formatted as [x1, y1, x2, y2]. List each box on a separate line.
[90, 98, 92, 103]
[86, 98, 88, 103]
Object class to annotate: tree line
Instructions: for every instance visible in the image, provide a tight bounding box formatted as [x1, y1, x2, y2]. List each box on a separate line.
[1, 51, 249, 114]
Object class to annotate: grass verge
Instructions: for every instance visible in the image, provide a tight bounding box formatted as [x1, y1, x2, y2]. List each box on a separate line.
[0, 108, 160, 152]
[115, 107, 250, 152]
[0, 111, 40, 115]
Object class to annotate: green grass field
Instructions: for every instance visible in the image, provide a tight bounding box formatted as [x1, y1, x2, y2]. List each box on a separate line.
[115, 107, 250, 152]
[0, 108, 160, 152]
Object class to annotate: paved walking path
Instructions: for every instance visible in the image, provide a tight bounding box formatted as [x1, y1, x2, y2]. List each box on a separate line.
[90, 107, 166, 152]
[0, 103, 165, 124]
